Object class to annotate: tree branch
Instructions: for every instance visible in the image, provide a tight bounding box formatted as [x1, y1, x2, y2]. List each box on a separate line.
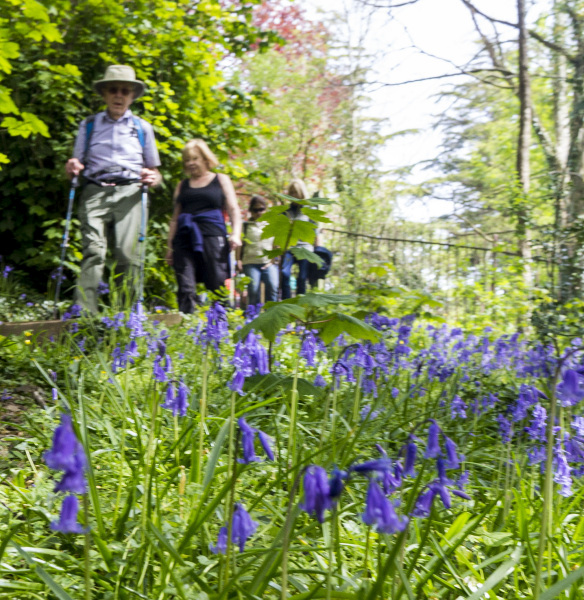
[528, 29, 576, 62]
[459, 0, 517, 28]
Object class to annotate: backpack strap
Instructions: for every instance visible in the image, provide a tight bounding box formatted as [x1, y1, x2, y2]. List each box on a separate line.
[84, 114, 146, 164]
[84, 114, 96, 165]
[132, 115, 145, 150]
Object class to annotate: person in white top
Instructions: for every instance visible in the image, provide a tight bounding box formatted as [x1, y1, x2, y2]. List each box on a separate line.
[236, 196, 278, 306]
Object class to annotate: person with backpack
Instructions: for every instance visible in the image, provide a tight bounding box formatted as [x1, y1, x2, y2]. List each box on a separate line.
[236, 196, 278, 307]
[65, 65, 161, 314]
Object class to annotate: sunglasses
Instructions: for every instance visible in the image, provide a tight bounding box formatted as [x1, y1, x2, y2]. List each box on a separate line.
[105, 86, 133, 96]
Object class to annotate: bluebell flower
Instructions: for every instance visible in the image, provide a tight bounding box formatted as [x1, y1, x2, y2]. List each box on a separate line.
[314, 374, 327, 388]
[300, 466, 332, 523]
[257, 430, 274, 461]
[97, 281, 109, 296]
[391, 387, 399, 398]
[557, 369, 584, 407]
[525, 404, 547, 442]
[209, 526, 228, 554]
[128, 303, 147, 338]
[573, 416, 584, 437]
[50, 495, 87, 534]
[362, 479, 408, 534]
[554, 442, 573, 497]
[424, 421, 441, 459]
[239, 417, 259, 463]
[360, 404, 382, 420]
[245, 303, 262, 322]
[209, 504, 258, 554]
[450, 395, 467, 419]
[403, 437, 417, 477]
[412, 488, 437, 518]
[203, 302, 229, 349]
[496, 414, 513, 443]
[231, 503, 259, 552]
[62, 304, 82, 321]
[328, 467, 348, 501]
[229, 332, 269, 395]
[443, 435, 461, 469]
[44, 415, 81, 472]
[161, 381, 176, 412]
[175, 379, 190, 417]
[3, 265, 13, 278]
[237, 417, 273, 463]
[54, 452, 87, 494]
[351, 458, 394, 474]
[300, 331, 321, 367]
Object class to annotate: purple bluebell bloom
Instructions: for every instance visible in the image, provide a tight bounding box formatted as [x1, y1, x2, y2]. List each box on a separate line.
[450, 395, 467, 419]
[557, 369, 584, 407]
[175, 379, 190, 417]
[3, 265, 13, 278]
[573, 416, 584, 437]
[391, 387, 399, 398]
[496, 414, 513, 443]
[209, 526, 228, 554]
[443, 435, 461, 469]
[231, 503, 259, 552]
[425, 421, 441, 459]
[257, 430, 274, 461]
[360, 404, 382, 420]
[238, 417, 259, 463]
[351, 458, 394, 474]
[328, 468, 347, 501]
[50, 495, 87, 534]
[525, 404, 547, 442]
[229, 332, 269, 395]
[44, 415, 81, 472]
[203, 303, 229, 349]
[403, 438, 417, 477]
[412, 488, 437, 518]
[554, 442, 573, 497]
[128, 303, 147, 338]
[300, 466, 332, 523]
[314, 374, 327, 388]
[62, 304, 82, 321]
[54, 452, 87, 494]
[362, 479, 408, 534]
[300, 331, 322, 367]
[161, 381, 176, 412]
[97, 281, 109, 296]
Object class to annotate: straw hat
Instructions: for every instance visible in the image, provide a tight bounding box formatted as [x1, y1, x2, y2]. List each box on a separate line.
[93, 65, 146, 98]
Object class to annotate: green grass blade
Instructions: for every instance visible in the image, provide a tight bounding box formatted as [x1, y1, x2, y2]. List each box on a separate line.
[465, 545, 522, 600]
[202, 417, 230, 490]
[539, 565, 584, 600]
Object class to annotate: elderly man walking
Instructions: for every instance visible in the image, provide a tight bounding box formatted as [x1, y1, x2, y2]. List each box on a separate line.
[65, 65, 162, 313]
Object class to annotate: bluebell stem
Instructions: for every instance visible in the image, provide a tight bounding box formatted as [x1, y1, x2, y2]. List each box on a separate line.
[300, 466, 332, 523]
[50, 495, 87, 534]
[362, 479, 408, 534]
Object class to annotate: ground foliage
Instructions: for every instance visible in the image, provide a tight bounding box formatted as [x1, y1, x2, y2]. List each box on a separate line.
[1, 292, 584, 598]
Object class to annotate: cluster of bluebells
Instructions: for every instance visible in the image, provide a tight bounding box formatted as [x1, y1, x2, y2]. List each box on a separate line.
[43, 413, 88, 534]
[228, 332, 269, 394]
[238, 417, 274, 463]
[299, 420, 469, 533]
[161, 378, 190, 417]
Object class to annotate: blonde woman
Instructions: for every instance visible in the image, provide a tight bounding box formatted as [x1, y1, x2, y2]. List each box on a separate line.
[166, 139, 242, 312]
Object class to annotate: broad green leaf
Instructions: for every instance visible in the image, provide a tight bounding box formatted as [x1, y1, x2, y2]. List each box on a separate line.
[0, 86, 19, 114]
[316, 312, 381, 344]
[290, 246, 323, 266]
[234, 302, 306, 342]
[281, 292, 356, 309]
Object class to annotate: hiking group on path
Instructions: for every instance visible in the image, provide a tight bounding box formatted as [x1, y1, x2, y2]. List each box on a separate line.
[64, 64, 327, 315]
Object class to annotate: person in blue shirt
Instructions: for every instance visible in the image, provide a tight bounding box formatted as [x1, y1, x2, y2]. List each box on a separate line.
[65, 65, 162, 313]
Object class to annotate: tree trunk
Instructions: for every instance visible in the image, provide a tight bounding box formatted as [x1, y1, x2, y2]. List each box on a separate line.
[516, 0, 533, 288]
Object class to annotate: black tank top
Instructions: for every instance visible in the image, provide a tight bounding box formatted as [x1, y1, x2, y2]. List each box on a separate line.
[177, 175, 225, 236]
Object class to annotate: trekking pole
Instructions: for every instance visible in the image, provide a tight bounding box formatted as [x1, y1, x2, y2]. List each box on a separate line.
[137, 183, 148, 305]
[53, 176, 78, 319]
